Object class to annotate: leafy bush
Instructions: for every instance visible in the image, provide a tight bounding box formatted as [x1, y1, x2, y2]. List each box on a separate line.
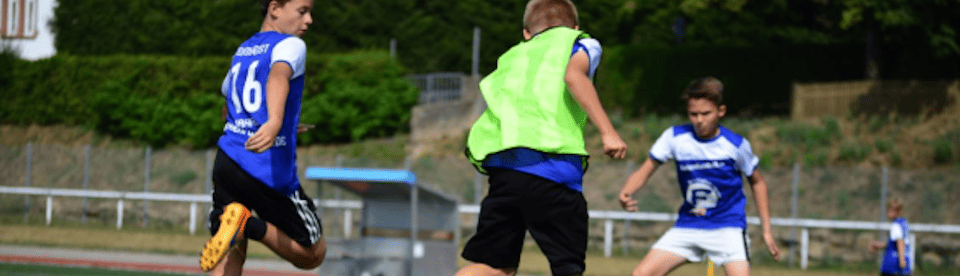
[776, 122, 837, 150]
[838, 141, 871, 162]
[874, 137, 895, 153]
[932, 137, 955, 164]
[5, 52, 417, 148]
[597, 43, 864, 117]
[803, 149, 830, 167]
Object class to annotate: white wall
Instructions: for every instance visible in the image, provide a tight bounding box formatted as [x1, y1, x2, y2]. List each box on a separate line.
[2, 0, 56, 60]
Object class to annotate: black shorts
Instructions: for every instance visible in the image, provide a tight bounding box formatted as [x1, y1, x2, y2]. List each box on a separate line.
[461, 168, 588, 276]
[208, 150, 322, 247]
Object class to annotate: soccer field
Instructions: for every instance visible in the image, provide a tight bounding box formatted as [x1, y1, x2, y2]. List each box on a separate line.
[0, 263, 199, 276]
[506, 250, 878, 276]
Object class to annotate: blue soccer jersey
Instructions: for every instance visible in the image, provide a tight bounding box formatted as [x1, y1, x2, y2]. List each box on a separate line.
[882, 218, 911, 275]
[649, 124, 759, 229]
[217, 31, 307, 196]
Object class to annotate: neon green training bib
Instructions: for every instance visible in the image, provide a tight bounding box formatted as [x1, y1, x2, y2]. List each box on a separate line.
[466, 27, 590, 171]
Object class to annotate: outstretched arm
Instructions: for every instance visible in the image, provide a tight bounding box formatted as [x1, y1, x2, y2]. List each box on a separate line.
[897, 238, 907, 269]
[619, 158, 660, 211]
[749, 171, 781, 261]
[565, 51, 626, 159]
[246, 62, 292, 153]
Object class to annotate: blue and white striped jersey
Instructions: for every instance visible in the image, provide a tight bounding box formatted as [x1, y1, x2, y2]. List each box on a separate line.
[649, 124, 759, 229]
[882, 218, 911, 274]
[217, 31, 307, 196]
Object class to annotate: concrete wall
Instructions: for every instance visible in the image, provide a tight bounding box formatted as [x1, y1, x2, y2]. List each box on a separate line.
[792, 80, 960, 120]
[408, 76, 484, 155]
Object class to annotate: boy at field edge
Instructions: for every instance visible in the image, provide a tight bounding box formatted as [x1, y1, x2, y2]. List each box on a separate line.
[457, 0, 628, 275]
[199, 0, 325, 275]
[618, 77, 781, 276]
[869, 198, 911, 276]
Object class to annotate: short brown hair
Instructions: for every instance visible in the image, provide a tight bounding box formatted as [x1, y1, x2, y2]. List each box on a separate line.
[887, 198, 903, 212]
[681, 76, 724, 106]
[523, 0, 579, 35]
[260, 0, 292, 17]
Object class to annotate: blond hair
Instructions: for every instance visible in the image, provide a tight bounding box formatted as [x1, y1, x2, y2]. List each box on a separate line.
[523, 0, 579, 35]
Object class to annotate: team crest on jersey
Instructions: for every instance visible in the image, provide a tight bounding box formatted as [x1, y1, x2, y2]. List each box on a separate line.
[685, 178, 721, 216]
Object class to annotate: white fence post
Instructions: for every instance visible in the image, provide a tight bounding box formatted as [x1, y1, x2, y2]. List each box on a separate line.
[344, 209, 352, 238]
[801, 227, 809, 270]
[117, 199, 124, 230]
[45, 196, 52, 225]
[604, 219, 613, 258]
[81, 145, 90, 224]
[189, 202, 198, 235]
[143, 146, 151, 228]
[909, 233, 916, 272]
[24, 142, 33, 222]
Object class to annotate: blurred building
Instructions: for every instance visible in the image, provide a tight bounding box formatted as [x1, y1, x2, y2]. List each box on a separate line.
[1, 0, 56, 60]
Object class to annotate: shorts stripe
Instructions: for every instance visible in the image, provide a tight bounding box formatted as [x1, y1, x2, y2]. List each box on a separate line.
[290, 191, 321, 244]
[742, 228, 751, 262]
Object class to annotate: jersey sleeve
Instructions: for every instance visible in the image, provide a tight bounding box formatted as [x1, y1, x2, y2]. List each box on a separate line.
[271, 37, 307, 79]
[889, 223, 904, 240]
[736, 139, 761, 177]
[572, 38, 602, 78]
[648, 128, 674, 164]
[220, 73, 231, 97]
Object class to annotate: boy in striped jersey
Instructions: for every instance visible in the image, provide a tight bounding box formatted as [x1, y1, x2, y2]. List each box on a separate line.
[619, 77, 780, 276]
[200, 0, 325, 274]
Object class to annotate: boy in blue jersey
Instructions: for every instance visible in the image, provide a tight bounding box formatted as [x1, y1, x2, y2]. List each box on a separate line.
[199, 0, 325, 275]
[456, 1, 627, 276]
[618, 77, 780, 276]
[869, 198, 911, 276]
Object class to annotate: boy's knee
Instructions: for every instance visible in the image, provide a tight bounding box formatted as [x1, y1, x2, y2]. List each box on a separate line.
[292, 254, 324, 269]
[293, 243, 326, 269]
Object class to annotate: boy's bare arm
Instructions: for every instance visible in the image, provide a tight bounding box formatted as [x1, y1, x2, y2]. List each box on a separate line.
[565, 51, 626, 159]
[619, 158, 660, 211]
[749, 171, 781, 261]
[246, 62, 292, 153]
[897, 239, 907, 268]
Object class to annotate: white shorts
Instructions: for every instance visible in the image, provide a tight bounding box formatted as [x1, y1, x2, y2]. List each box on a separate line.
[651, 227, 750, 266]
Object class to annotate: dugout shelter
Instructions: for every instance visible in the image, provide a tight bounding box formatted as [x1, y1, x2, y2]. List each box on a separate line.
[304, 167, 458, 276]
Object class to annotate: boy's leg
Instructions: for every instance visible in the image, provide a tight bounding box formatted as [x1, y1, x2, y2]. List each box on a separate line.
[722, 261, 750, 276]
[455, 264, 516, 276]
[635, 228, 707, 276]
[705, 228, 751, 276]
[210, 239, 247, 276]
[631, 249, 688, 276]
[258, 222, 326, 269]
[458, 168, 528, 276]
[247, 189, 326, 269]
[205, 150, 325, 270]
[514, 170, 587, 276]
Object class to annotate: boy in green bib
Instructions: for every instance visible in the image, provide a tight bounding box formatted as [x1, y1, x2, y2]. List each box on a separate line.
[457, 1, 627, 275]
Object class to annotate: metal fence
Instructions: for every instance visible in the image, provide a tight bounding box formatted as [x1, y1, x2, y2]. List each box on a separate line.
[2, 143, 960, 269]
[407, 72, 465, 104]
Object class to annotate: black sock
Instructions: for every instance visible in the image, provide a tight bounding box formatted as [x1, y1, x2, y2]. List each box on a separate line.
[245, 217, 267, 241]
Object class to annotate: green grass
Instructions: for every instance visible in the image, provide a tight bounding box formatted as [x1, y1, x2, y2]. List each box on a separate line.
[0, 263, 198, 276]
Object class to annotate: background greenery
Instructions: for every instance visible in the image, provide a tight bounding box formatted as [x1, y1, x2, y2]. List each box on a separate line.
[49, 0, 960, 117]
[1, 0, 955, 148]
[1, 52, 418, 148]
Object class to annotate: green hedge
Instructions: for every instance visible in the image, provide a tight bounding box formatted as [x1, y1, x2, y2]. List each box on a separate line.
[596, 44, 865, 117]
[3, 51, 418, 147]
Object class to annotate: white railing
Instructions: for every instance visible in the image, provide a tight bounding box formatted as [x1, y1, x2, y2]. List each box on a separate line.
[4, 186, 959, 270]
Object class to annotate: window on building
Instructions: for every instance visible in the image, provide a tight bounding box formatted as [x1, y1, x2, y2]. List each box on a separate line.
[6, 0, 20, 37]
[24, 0, 35, 37]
